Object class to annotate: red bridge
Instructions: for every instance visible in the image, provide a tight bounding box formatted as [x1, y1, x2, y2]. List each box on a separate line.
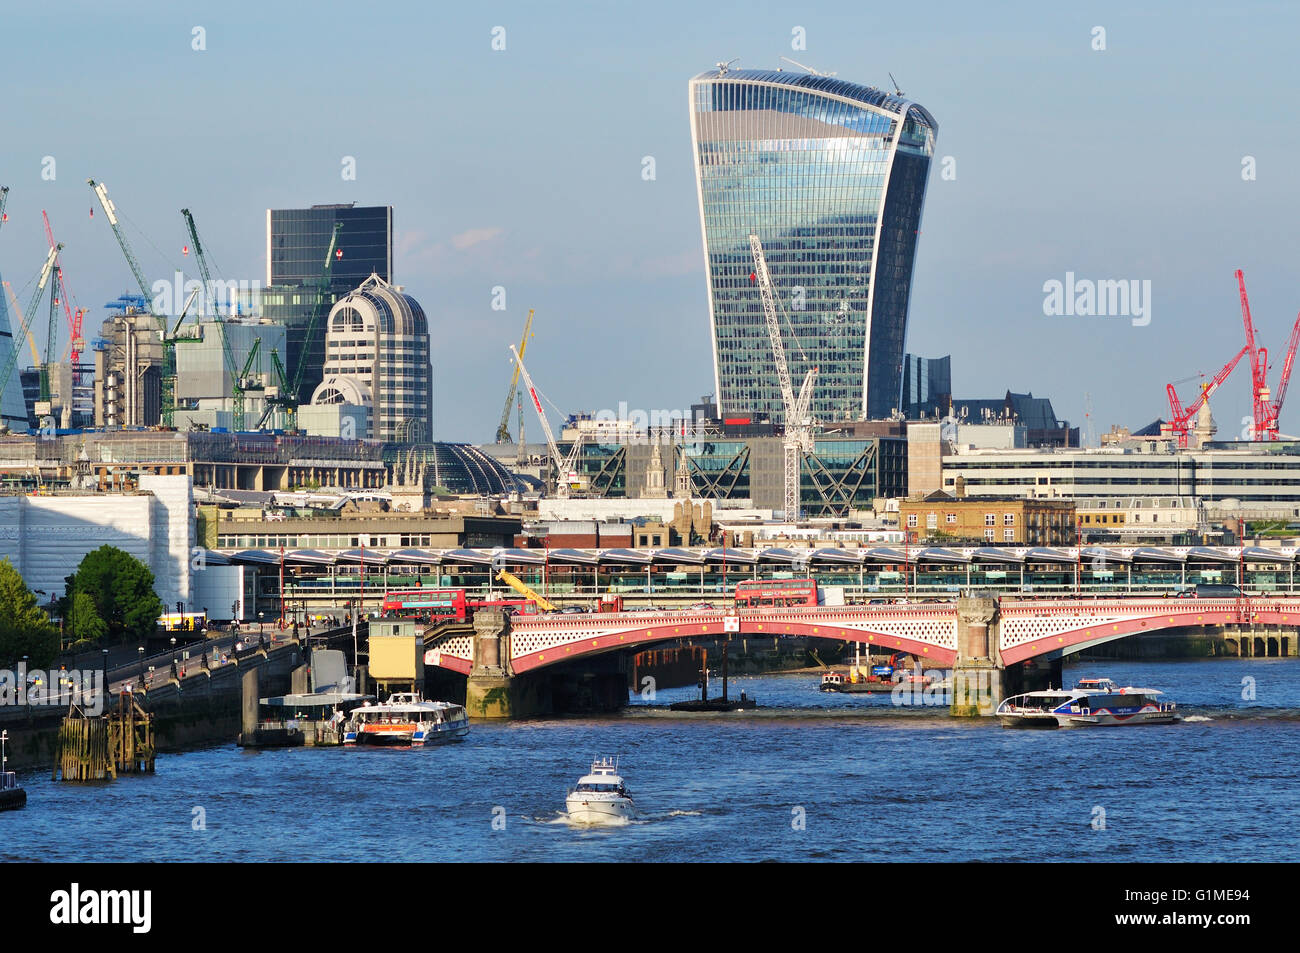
[426, 596, 1299, 677]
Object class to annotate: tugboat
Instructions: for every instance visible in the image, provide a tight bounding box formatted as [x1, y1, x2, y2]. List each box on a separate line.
[566, 757, 634, 825]
[0, 731, 25, 811]
[996, 677, 1180, 728]
[343, 692, 470, 746]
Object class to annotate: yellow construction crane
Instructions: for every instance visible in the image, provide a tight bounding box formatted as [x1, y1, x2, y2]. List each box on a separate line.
[496, 569, 557, 612]
[496, 309, 535, 443]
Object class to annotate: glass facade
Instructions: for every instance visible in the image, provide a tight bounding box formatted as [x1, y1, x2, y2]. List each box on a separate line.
[266, 205, 393, 405]
[689, 69, 937, 423]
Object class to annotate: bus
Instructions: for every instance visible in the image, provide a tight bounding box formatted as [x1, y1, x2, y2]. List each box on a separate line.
[382, 589, 469, 623]
[381, 588, 539, 623]
[158, 612, 207, 633]
[734, 578, 818, 609]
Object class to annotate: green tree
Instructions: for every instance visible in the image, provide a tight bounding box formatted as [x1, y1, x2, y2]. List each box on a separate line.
[0, 558, 59, 668]
[67, 590, 108, 645]
[64, 546, 164, 645]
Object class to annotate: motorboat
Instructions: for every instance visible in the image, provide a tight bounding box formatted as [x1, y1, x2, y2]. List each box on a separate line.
[565, 758, 634, 825]
[0, 731, 25, 811]
[343, 692, 470, 746]
[996, 677, 1179, 728]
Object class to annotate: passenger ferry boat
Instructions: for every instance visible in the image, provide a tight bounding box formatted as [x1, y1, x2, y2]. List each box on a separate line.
[0, 731, 25, 811]
[996, 678, 1179, 729]
[565, 758, 634, 825]
[343, 692, 470, 746]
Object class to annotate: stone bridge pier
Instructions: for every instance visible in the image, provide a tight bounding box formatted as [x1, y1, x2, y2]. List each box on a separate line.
[951, 594, 1061, 717]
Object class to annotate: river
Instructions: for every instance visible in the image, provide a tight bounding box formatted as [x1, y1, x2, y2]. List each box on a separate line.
[4, 658, 1297, 862]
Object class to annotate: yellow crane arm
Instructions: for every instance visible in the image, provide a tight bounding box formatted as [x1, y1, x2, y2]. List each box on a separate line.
[496, 569, 557, 613]
[2, 281, 41, 367]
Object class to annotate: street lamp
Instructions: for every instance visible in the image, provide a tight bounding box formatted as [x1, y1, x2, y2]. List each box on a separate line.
[138, 646, 145, 688]
[102, 649, 109, 705]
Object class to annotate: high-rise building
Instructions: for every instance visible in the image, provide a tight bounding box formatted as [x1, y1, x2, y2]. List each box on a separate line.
[263, 204, 393, 406]
[689, 67, 938, 423]
[901, 353, 952, 418]
[310, 273, 432, 443]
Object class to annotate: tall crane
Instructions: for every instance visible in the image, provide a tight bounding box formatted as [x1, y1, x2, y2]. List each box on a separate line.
[39, 211, 85, 406]
[1264, 311, 1300, 439]
[0, 244, 61, 415]
[509, 344, 586, 497]
[87, 180, 155, 310]
[749, 233, 818, 519]
[496, 308, 534, 443]
[1235, 269, 1300, 440]
[182, 209, 258, 429]
[1164, 345, 1248, 447]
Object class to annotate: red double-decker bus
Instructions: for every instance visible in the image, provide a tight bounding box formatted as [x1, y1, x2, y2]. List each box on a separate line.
[381, 588, 539, 623]
[733, 578, 818, 609]
[382, 589, 469, 623]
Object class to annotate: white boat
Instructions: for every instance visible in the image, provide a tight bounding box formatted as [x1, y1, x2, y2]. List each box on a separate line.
[343, 692, 470, 746]
[0, 731, 24, 812]
[565, 758, 634, 825]
[996, 677, 1180, 728]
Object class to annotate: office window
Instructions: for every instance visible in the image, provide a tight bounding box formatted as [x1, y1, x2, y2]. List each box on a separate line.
[1004, 529, 1015, 541]
[985, 513, 996, 526]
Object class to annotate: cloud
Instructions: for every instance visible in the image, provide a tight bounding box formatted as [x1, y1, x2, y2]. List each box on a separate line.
[451, 227, 504, 251]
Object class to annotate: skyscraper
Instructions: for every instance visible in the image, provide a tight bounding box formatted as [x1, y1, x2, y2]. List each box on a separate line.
[689, 67, 937, 423]
[263, 204, 393, 407]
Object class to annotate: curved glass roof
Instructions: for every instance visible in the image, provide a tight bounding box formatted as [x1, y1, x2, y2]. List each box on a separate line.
[691, 68, 937, 133]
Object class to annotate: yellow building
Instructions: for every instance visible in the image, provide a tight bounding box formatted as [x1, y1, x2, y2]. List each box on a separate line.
[900, 491, 1076, 546]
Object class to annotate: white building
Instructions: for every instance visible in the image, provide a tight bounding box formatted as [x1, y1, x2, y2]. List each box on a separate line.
[0, 474, 194, 609]
[310, 273, 432, 443]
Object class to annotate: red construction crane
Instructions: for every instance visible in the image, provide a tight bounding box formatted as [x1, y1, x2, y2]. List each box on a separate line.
[1165, 345, 1249, 447]
[1260, 311, 1300, 439]
[41, 211, 85, 379]
[1236, 269, 1300, 440]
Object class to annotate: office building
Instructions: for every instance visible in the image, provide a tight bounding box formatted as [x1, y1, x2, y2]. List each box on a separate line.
[689, 66, 938, 423]
[310, 273, 432, 443]
[263, 204, 394, 406]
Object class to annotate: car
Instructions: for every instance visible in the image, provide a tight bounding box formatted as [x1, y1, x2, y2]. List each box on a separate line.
[689, 602, 716, 610]
[559, 605, 590, 614]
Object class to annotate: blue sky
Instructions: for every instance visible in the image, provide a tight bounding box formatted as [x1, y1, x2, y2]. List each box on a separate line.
[1, 0, 1298, 442]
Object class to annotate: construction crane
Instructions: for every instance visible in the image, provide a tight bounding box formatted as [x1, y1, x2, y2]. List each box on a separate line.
[1264, 310, 1300, 439]
[509, 344, 586, 497]
[183, 208, 260, 429]
[0, 244, 61, 418]
[1235, 269, 1300, 440]
[495, 569, 558, 612]
[749, 233, 818, 519]
[87, 180, 155, 310]
[1164, 345, 1248, 447]
[496, 308, 534, 443]
[259, 223, 343, 430]
[39, 211, 86, 408]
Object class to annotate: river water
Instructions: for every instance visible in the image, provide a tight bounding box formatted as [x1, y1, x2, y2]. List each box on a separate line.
[4, 658, 1297, 862]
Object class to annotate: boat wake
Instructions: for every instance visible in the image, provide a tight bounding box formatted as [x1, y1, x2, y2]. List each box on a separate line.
[1182, 715, 1213, 722]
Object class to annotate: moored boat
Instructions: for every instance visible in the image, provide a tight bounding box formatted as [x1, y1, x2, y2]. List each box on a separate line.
[996, 678, 1179, 728]
[343, 693, 470, 746]
[0, 731, 25, 811]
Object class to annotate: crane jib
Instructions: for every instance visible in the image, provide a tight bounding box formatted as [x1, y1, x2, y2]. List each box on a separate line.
[530, 387, 543, 415]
